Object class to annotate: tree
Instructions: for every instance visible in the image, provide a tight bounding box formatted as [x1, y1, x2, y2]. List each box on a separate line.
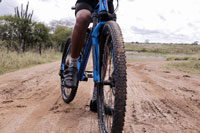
[0, 15, 18, 53]
[0, 2, 73, 53]
[52, 25, 72, 51]
[14, 2, 33, 53]
[32, 22, 49, 55]
[192, 41, 199, 45]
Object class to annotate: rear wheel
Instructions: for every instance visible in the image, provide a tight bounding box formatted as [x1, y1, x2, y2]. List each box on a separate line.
[97, 21, 127, 133]
[60, 37, 78, 104]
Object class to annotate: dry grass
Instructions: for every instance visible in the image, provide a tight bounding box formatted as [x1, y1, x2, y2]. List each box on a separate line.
[166, 61, 200, 74]
[125, 43, 200, 74]
[0, 49, 61, 75]
[166, 56, 200, 61]
[125, 43, 200, 54]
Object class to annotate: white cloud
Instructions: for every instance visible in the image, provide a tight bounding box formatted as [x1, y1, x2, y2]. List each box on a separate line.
[1, 0, 200, 43]
[17, 0, 75, 24]
[0, 0, 19, 15]
[117, 0, 200, 43]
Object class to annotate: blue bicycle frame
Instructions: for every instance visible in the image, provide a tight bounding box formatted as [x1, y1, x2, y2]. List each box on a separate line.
[76, 0, 109, 83]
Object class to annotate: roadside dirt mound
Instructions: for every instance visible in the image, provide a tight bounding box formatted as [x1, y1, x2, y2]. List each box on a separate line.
[0, 61, 200, 132]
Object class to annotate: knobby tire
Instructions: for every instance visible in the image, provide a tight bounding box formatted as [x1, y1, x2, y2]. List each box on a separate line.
[97, 21, 127, 133]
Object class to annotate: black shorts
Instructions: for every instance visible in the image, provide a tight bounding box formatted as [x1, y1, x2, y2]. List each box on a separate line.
[75, 0, 98, 15]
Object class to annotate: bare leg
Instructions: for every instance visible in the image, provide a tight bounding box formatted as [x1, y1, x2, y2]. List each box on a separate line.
[71, 10, 91, 58]
[64, 10, 91, 88]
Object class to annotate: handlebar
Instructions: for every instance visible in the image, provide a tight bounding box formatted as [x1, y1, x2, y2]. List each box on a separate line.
[71, 6, 76, 10]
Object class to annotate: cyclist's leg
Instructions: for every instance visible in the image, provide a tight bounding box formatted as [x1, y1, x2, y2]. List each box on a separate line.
[71, 0, 98, 59]
[64, 2, 92, 88]
[71, 11, 91, 58]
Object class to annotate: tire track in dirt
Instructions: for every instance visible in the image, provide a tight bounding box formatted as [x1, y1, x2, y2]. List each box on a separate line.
[124, 62, 200, 133]
[0, 61, 98, 133]
[0, 61, 200, 132]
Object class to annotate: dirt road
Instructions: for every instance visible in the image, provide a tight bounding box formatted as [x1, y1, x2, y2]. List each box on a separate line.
[0, 61, 200, 133]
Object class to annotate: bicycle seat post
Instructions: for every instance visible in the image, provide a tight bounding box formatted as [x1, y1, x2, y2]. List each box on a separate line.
[91, 12, 98, 29]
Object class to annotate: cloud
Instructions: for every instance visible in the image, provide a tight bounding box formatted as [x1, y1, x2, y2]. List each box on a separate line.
[158, 14, 166, 21]
[130, 25, 198, 43]
[187, 22, 198, 30]
[131, 26, 162, 35]
[1, 0, 200, 43]
[39, 0, 49, 1]
[0, 0, 20, 15]
[13, 0, 76, 24]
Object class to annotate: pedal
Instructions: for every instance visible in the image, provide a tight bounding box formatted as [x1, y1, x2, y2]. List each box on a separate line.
[101, 80, 115, 87]
[85, 71, 93, 73]
[102, 80, 112, 85]
[85, 71, 93, 78]
[82, 73, 88, 81]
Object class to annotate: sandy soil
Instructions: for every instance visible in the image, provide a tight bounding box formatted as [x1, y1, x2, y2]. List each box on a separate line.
[0, 61, 200, 133]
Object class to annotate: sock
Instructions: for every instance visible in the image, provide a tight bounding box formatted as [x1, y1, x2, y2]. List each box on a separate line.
[92, 86, 97, 101]
[69, 57, 79, 68]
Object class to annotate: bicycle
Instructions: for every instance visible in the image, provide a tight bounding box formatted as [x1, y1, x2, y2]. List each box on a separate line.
[59, 0, 127, 132]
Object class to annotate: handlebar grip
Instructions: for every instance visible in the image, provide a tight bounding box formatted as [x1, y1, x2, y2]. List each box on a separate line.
[71, 6, 76, 10]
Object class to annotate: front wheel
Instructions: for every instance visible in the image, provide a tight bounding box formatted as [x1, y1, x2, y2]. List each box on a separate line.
[97, 21, 127, 133]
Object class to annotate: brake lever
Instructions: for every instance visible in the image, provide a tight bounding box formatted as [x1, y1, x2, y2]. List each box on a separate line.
[71, 6, 76, 10]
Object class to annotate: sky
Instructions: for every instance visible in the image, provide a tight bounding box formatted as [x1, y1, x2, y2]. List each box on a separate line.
[0, 0, 200, 43]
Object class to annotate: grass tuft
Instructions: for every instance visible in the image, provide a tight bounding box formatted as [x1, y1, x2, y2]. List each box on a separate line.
[0, 49, 61, 75]
[125, 43, 200, 54]
[166, 61, 200, 74]
[166, 56, 189, 61]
